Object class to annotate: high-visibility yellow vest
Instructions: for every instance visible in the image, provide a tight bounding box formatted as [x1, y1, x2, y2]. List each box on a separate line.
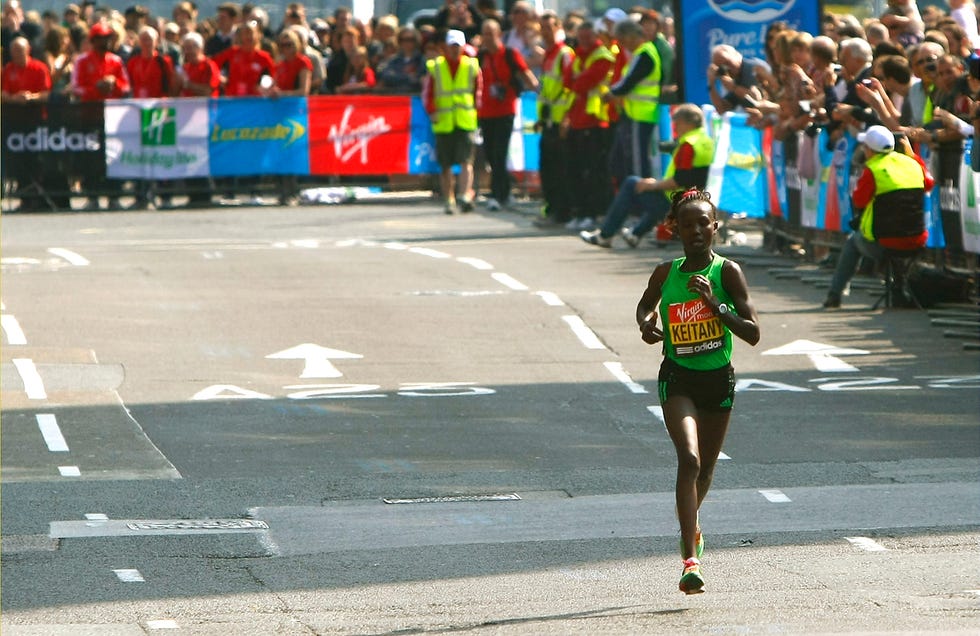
[622, 41, 662, 123]
[663, 126, 715, 198]
[538, 44, 574, 124]
[572, 45, 615, 122]
[426, 55, 479, 133]
[860, 150, 926, 242]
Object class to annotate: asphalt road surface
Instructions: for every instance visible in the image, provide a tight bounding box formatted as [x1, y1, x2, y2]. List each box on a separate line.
[2, 197, 978, 635]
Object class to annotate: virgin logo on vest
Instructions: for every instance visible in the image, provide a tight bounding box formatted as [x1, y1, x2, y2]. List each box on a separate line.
[327, 104, 392, 164]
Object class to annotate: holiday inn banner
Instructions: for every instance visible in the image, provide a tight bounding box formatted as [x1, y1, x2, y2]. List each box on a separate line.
[105, 98, 209, 179]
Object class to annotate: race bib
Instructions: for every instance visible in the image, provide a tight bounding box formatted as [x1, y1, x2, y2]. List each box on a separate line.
[668, 299, 725, 357]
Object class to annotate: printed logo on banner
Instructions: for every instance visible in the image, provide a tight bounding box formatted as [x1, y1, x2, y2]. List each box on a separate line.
[328, 104, 392, 164]
[308, 95, 409, 175]
[106, 98, 210, 179]
[208, 96, 309, 176]
[141, 107, 176, 146]
[708, 0, 795, 22]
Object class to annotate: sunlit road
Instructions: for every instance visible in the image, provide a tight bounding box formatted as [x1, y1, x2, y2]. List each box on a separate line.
[2, 199, 978, 634]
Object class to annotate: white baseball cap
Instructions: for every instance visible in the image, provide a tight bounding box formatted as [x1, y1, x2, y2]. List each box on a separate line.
[857, 125, 895, 153]
[446, 30, 465, 47]
[603, 8, 628, 24]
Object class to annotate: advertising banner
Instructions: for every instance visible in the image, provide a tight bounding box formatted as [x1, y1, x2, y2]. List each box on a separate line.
[408, 96, 441, 175]
[209, 96, 309, 176]
[105, 98, 209, 180]
[961, 140, 980, 253]
[308, 95, 410, 175]
[1, 102, 105, 181]
[706, 112, 766, 218]
[675, 0, 821, 108]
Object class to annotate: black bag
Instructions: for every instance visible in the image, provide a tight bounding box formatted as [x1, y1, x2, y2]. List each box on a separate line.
[908, 264, 976, 307]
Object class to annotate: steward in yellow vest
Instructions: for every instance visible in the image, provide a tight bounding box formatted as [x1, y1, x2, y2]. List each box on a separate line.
[423, 30, 481, 214]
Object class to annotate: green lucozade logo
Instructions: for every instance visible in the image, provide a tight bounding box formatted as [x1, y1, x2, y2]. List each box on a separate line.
[141, 107, 176, 146]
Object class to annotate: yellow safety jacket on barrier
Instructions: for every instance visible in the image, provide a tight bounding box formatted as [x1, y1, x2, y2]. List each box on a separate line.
[663, 126, 715, 198]
[859, 151, 926, 242]
[538, 44, 574, 125]
[573, 45, 615, 122]
[426, 55, 479, 134]
[622, 41, 662, 124]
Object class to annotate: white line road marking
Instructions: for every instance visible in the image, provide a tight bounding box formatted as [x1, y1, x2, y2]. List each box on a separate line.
[113, 569, 145, 582]
[147, 619, 179, 630]
[845, 536, 888, 552]
[58, 466, 81, 477]
[562, 315, 606, 350]
[13, 358, 47, 399]
[36, 414, 69, 452]
[535, 291, 565, 306]
[47, 248, 90, 266]
[603, 362, 648, 394]
[409, 247, 451, 259]
[491, 272, 529, 291]
[85, 513, 109, 527]
[383, 241, 408, 250]
[759, 489, 792, 503]
[456, 257, 494, 270]
[290, 239, 320, 248]
[1, 314, 27, 344]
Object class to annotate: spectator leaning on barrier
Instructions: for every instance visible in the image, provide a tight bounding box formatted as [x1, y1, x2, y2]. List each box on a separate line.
[825, 37, 878, 139]
[823, 126, 933, 309]
[213, 20, 274, 96]
[476, 18, 537, 211]
[902, 41, 945, 144]
[127, 25, 174, 99]
[562, 20, 614, 230]
[605, 19, 661, 184]
[377, 26, 424, 94]
[423, 29, 482, 215]
[533, 11, 574, 227]
[580, 103, 714, 249]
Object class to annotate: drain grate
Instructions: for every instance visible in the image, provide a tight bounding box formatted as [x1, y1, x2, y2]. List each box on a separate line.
[126, 520, 269, 531]
[382, 493, 521, 505]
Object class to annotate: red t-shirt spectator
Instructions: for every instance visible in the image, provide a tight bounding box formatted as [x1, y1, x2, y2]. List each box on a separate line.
[478, 46, 529, 118]
[275, 53, 313, 91]
[1, 56, 51, 95]
[127, 53, 174, 98]
[72, 50, 131, 101]
[213, 46, 275, 96]
[180, 58, 221, 97]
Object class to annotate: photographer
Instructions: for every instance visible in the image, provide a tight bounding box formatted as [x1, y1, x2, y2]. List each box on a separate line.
[706, 44, 774, 117]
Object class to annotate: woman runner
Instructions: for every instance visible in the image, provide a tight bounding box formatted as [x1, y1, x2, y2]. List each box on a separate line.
[635, 187, 761, 594]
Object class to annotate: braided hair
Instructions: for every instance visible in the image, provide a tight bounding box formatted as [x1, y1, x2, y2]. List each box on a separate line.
[665, 187, 715, 227]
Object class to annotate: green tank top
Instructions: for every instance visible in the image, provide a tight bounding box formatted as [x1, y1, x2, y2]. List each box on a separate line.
[658, 254, 734, 370]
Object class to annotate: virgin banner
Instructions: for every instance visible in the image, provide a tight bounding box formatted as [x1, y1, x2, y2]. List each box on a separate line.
[308, 95, 410, 175]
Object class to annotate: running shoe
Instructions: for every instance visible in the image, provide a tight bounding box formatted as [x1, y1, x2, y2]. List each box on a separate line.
[579, 229, 612, 248]
[485, 198, 501, 211]
[678, 558, 705, 595]
[620, 227, 641, 248]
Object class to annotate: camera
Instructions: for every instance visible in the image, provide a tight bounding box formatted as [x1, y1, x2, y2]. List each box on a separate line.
[861, 78, 873, 87]
[798, 100, 812, 115]
[969, 54, 980, 80]
[923, 57, 938, 73]
[489, 83, 506, 101]
[716, 64, 730, 77]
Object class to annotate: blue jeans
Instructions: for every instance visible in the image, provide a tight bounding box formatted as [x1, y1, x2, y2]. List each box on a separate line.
[829, 232, 885, 295]
[598, 175, 671, 239]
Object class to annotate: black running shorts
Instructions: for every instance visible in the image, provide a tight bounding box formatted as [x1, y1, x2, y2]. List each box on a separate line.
[657, 357, 736, 412]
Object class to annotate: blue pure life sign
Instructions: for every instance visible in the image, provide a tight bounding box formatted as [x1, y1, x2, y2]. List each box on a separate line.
[676, 0, 821, 108]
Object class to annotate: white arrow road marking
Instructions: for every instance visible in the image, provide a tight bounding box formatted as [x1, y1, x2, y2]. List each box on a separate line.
[47, 248, 89, 266]
[1, 314, 26, 344]
[845, 536, 888, 552]
[762, 339, 870, 373]
[266, 344, 363, 379]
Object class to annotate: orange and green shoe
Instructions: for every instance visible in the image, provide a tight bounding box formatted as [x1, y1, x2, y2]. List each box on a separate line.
[679, 527, 704, 559]
[679, 558, 705, 595]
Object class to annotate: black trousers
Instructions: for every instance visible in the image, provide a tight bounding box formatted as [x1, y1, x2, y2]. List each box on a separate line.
[539, 123, 572, 221]
[567, 126, 613, 219]
[479, 115, 514, 204]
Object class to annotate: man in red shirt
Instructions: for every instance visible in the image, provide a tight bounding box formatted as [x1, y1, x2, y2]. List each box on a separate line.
[127, 25, 175, 98]
[178, 31, 220, 97]
[1, 35, 50, 102]
[2, 35, 53, 211]
[477, 18, 537, 211]
[71, 21, 130, 102]
[71, 21, 130, 210]
[563, 21, 614, 230]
